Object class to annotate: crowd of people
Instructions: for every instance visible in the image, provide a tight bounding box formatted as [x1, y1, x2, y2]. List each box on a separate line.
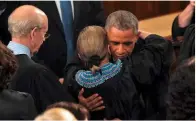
[0, 1, 195, 120]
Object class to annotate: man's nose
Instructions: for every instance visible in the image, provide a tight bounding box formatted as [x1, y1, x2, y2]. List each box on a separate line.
[117, 45, 126, 54]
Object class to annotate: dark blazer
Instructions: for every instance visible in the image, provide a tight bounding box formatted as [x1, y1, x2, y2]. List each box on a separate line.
[0, 1, 105, 77]
[10, 54, 75, 114]
[0, 89, 37, 120]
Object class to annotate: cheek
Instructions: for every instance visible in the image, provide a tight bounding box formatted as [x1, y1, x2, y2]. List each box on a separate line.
[109, 45, 117, 53]
[127, 43, 136, 53]
[34, 40, 43, 49]
[30, 40, 36, 49]
[39, 40, 43, 46]
[37, 41, 43, 48]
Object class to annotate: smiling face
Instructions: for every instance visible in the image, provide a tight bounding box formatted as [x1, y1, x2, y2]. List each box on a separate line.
[107, 27, 138, 60]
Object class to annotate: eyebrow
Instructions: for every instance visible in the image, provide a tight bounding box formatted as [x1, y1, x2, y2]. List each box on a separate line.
[109, 40, 133, 44]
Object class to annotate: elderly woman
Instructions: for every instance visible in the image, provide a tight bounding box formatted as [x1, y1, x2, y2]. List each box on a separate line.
[0, 41, 37, 119]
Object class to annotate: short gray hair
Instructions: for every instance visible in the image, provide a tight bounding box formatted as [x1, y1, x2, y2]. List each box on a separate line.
[8, 13, 43, 38]
[105, 10, 138, 34]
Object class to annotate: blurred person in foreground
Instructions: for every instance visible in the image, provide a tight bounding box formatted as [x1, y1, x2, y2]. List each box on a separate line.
[35, 108, 77, 121]
[47, 101, 89, 120]
[167, 56, 195, 120]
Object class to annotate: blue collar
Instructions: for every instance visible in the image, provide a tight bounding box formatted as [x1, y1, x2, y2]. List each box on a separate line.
[7, 41, 31, 58]
[75, 59, 122, 88]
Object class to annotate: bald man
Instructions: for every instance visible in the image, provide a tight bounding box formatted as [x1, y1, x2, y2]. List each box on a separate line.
[8, 5, 75, 114]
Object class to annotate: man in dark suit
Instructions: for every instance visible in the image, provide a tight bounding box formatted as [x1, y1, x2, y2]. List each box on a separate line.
[7, 5, 75, 114]
[0, 41, 37, 120]
[0, 1, 105, 77]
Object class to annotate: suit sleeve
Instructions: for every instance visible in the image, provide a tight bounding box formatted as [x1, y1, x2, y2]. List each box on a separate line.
[172, 16, 186, 41]
[178, 24, 195, 64]
[172, 12, 195, 41]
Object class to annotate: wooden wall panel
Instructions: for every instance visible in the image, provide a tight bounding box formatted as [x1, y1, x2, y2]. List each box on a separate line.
[103, 1, 189, 20]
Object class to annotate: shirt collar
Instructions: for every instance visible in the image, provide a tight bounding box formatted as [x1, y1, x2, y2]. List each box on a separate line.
[7, 41, 31, 58]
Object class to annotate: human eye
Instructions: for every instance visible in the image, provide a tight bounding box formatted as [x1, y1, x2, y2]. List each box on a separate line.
[124, 41, 133, 46]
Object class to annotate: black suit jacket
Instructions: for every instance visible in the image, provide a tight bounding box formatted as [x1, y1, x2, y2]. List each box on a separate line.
[0, 89, 37, 120]
[10, 54, 75, 114]
[0, 1, 105, 77]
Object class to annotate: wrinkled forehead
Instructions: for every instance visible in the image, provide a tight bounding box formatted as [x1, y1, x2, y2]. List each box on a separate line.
[107, 27, 137, 43]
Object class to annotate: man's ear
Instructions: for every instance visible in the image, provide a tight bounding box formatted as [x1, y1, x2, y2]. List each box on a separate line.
[135, 35, 139, 43]
[137, 30, 141, 36]
[30, 27, 37, 40]
[134, 31, 140, 41]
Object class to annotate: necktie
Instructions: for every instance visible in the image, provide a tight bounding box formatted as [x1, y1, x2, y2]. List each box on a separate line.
[60, 1, 74, 62]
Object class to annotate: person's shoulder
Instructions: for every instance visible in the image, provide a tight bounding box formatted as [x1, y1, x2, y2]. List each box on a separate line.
[16, 55, 58, 81]
[1, 89, 33, 102]
[144, 34, 165, 40]
[0, 89, 37, 120]
[17, 55, 49, 72]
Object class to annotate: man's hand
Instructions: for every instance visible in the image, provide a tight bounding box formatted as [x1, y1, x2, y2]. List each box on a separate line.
[78, 88, 105, 111]
[138, 30, 152, 40]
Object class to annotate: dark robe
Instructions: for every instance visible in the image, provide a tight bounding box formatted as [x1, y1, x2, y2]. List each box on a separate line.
[10, 54, 75, 114]
[0, 89, 37, 120]
[64, 34, 174, 119]
[68, 59, 143, 120]
[128, 35, 174, 119]
[172, 11, 195, 41]
[177, 24, 195, 64]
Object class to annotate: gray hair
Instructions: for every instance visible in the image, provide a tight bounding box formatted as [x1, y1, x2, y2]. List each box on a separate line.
[77, 26, 108, 73]
[77, 25, 107, 62]
[105, 10, 138, 34]
[8, 13, 43, 38]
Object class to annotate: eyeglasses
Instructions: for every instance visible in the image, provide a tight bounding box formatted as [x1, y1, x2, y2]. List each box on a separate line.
[32, 26, 50, 40]
[44, 33, 50, 40]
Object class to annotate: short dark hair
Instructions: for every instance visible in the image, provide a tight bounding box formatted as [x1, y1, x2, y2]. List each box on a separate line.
[167, 57, 195, 120]
[47, 102, 90, 120]
[105, 10, 138, 34]
[0, 41, 18, 90]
